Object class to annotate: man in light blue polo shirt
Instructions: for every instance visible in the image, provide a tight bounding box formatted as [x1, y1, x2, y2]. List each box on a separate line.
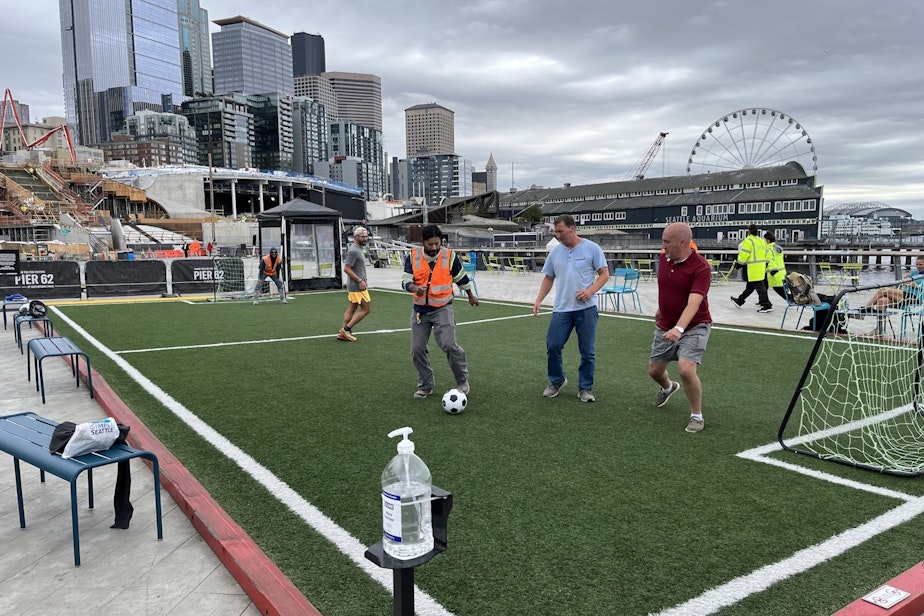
[532, 214, 609, 402]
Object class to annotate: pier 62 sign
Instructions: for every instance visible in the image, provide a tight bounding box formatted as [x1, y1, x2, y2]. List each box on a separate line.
[0, 261, 82, 299]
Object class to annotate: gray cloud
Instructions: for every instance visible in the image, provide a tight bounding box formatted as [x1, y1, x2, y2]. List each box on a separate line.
[3, 0, 922, 213]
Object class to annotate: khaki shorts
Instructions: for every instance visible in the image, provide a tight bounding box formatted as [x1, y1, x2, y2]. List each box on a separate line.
[348, 290, 371, 305]
[650, 323, 711, 364]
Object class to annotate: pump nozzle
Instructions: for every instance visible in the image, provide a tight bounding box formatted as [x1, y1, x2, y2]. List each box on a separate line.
[387, 426, 415, 454]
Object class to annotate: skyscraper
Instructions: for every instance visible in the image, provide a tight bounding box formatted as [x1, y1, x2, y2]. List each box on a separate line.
[212, 16, 294, 97]
[291, 32, 326, 77]
[293, 75, 339, 125]
[405, 103, 454, 156]
[323, 72, 382, 131]
[486, 153, 498, 192]
[291, 97, 328, 174]
[177, 0, 213, 97]
[60, 0, 185, 145]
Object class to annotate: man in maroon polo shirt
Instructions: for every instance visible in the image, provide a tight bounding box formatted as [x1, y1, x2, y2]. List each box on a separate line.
[648, 222, 713, 433]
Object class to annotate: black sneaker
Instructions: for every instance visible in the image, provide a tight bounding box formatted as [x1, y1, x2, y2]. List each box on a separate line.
[730, 297, 744, 309]
[757, 306, 774, 313]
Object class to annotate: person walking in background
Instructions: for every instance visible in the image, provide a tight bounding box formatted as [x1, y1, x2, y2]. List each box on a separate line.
[207, 241, 213, 256]
[403, 225, 478, 399]
[649, 222, 713, 433]
[764, 232, 787, 301]
[731, 224, 772, 313]
[254, 247, 286, 305]
[532, 214, 609, 403]
[338, 227, 371, 342]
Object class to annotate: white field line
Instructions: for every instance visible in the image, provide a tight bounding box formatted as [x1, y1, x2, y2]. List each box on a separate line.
[117, 311, 538, 354]
[653, 407, 922, 615]
[650, 497, 924, 616]
[49, 306, 454, 616]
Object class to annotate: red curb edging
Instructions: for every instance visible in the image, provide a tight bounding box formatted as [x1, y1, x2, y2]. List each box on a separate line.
[833, 563, 924, 615]
[78, 360, 323, 616]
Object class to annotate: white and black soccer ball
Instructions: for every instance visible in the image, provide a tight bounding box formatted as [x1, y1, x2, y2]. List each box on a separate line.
[441, 389, 467, 414]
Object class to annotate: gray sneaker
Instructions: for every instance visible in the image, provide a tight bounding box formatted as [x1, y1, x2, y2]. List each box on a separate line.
[542, 378, 567, 398]
[685, 416, 705, 433]
[457, 381, 470, 394]
[413, 388, 432, 399]
[654, 381, 680, 407]
[578, 389, 596, 403]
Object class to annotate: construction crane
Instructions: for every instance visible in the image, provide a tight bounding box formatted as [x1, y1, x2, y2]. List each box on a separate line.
[2, 89, 77, 164]
[624, 131, 668, 181]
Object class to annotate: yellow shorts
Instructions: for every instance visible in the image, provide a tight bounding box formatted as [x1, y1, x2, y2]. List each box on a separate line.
[348, 290, 371, 305]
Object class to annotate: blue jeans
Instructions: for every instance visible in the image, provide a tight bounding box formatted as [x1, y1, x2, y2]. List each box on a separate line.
[546, 306, 598, 391]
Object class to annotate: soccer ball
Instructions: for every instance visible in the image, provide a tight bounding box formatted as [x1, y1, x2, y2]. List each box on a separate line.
[442, 389, 467, 414]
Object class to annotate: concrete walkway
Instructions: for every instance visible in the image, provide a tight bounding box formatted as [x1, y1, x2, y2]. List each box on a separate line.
[0, 317, 315, 615]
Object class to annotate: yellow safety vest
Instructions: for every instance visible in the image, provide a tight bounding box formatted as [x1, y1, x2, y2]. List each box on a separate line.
[737, 235, 768, 282]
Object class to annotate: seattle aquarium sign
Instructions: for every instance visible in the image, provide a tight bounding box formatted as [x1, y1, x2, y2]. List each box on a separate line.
[664, 214, 730, 224]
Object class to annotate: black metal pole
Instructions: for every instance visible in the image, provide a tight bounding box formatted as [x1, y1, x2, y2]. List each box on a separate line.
[393, 568, 415, 616]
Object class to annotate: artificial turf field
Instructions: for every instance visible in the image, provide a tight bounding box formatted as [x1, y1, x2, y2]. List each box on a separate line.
[47, 290, 924, 616]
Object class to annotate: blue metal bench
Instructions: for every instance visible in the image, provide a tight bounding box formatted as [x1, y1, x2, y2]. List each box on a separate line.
[26, 336, 93, 404]
[13, 314, 54, 353]
[0, 412, 163, 566]
[2, 300, 28, 329]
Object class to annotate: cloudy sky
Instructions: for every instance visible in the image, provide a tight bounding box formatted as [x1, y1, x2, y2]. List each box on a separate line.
[3, 0, 922, 213]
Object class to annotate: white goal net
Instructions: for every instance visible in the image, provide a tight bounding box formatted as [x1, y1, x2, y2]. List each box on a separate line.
[779, 278, 924, 476]
[211, 257, 250, 301]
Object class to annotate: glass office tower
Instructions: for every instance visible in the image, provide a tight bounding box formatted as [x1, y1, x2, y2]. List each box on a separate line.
[177, 0, 213, 97]
[60, 0, 185, 146]
[212, 16, 294, 97]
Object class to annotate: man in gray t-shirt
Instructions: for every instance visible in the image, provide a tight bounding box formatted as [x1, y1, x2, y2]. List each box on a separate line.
[338, 227, 371, 342]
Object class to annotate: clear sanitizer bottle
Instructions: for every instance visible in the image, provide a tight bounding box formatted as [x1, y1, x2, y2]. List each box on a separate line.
[381, 427, 433, 560]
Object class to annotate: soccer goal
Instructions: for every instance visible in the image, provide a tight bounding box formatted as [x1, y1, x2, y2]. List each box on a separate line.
[211, 257, 251, 301]
[778, 278, 924, 476]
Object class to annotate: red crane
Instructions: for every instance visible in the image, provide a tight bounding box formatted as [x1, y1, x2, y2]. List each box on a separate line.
[2, 89, 77, 164]
[624, 131, 668, 181]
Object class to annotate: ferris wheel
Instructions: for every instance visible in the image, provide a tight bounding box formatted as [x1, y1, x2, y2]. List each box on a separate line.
[686, 108, 817, 175]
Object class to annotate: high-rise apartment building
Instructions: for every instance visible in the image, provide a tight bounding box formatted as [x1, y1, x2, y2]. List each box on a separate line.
[179, 94, 254, 168]
[327, 120, 385, 197]
[293, 75, 339, 124]
[59, 0, 185, 145]
[291, 97, 329, 174]
[2, 99, 29, 127]
[407, 154, 473, 203]
[248, 93, 293, 172]
[323, 72, 382, 131]
[291, 32, 326, 77]
[405, 103, 454, 157]
[177, 0, 213, 97]
[212, 16, 293, 96]
[107, 109, 198, 165]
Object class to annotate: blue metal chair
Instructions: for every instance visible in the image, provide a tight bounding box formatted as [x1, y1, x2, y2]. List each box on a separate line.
[598, 268, 643, 313]
[457, 261, 478, 296]
[780, 283, 830, 330]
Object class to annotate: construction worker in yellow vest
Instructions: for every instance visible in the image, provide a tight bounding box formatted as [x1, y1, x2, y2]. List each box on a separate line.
[764, 232, 787, 301]
[731, 224, 773, 313]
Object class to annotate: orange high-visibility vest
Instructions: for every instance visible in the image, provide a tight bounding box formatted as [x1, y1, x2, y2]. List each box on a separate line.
[262, 254, 281, 276]
[410, 247, 454, 308]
